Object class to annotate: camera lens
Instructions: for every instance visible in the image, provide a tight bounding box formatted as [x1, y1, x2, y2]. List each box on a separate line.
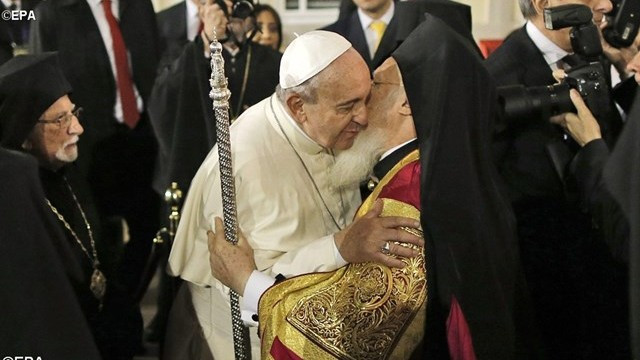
[498, 83, 573, 124]
[232, 0, 254, 19]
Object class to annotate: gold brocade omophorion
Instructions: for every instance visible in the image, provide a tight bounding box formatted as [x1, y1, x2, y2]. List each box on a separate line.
[259, 150, 427, 360]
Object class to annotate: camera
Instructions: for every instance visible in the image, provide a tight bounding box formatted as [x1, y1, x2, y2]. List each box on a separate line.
[498, 4, 610, 124]
[498, 63, 610, 123]
[603, 0, 640, 48]
[209, 0, 255, 19]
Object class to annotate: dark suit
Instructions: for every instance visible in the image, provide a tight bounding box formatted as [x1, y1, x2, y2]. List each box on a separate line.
[326, 0, 476, 72]
[30, 0, 161, 294]
[323, 7, 399, 71]
[486, 26, 629, 360]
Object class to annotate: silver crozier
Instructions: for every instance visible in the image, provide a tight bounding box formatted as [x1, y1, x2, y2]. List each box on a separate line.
[208, 33, 250, 360]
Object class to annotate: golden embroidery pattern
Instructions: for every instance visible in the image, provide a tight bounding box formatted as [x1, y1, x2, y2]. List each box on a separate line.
[286, 200, 426, 360]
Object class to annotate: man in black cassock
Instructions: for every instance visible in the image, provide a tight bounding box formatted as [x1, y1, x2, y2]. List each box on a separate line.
[149, 0, 281, 196]
[0, 53, 142, 360]
[30, 0, 161, 297]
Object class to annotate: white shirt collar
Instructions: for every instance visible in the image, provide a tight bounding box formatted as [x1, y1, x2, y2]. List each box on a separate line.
[526, 20, 568, 66]
[186, 0, 201, 40]
[380, 138, 416, 161]
[358, 1, 394, 30]
[186, 0, 199, 24]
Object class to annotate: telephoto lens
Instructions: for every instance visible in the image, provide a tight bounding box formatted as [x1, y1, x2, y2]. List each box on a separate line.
[498, 83, 573, 125]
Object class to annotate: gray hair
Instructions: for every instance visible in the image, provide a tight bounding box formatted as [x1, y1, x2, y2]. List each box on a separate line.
[519, 0, 538, 19]
[275, 64, 334, 105]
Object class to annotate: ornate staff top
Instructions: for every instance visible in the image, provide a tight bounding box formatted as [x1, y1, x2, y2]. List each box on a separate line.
[209, 40, 232, 111]
[208, 31, 250, 359]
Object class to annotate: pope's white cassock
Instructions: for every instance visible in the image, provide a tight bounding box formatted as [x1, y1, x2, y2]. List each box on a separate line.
[168, 90, 361, 358]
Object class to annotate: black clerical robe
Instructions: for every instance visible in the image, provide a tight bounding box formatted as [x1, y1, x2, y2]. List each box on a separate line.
[0, 148, 100, 359]
[39, 166, 142, 360]
[149, 37, 281, 195]
[604, 92, 640, 359]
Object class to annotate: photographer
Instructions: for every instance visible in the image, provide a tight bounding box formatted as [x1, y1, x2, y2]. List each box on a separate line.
[148, 0, 281, 196]
[552, 87, 629, 261]
[552, 47, 640, 262]
[485, 1, 633, 358]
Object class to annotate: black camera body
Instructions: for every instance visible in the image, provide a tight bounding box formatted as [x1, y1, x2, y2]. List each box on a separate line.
[603, 0, 640, 48]
[498, 62, 610, 124]
[214, 0, 255, 19]
[499, 4, 610, 125]
[562, 61, 611, 119]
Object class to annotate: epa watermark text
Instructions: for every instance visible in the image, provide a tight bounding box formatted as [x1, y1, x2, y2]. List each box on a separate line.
[1, 10, 36, 21]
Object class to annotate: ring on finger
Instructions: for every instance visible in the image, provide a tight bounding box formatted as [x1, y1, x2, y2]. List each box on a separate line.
[381, 241, 391, 255]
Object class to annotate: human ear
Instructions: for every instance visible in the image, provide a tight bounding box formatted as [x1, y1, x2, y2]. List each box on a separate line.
[532, 0, 548, 15]
[398, 97, 412, 116]
[286, 94, 307, 124]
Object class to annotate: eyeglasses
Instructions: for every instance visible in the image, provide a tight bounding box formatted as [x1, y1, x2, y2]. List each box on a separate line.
[372, 80, 403, 87]
[37, 106, 83, 129]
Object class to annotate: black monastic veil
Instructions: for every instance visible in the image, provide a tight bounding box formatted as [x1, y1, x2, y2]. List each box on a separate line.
[393, 16, 540, 359]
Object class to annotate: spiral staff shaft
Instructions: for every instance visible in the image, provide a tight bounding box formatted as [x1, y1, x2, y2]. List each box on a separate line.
[208, 32, 251, 360]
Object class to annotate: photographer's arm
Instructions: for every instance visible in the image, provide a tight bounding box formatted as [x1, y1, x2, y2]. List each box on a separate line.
[552, 91, 629, 262]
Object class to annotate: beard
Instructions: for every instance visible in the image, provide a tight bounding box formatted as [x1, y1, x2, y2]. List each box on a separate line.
[55, 136, 79, 164]
[329, 127, 386, 190]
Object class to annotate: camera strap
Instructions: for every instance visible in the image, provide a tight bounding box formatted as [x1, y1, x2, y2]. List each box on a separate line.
[231, 44, 252, 120]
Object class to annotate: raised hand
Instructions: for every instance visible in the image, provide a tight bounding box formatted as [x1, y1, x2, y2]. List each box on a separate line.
[334, 200, 423, 269]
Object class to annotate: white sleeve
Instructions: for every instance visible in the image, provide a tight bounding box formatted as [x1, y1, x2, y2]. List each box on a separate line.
[240, 270, 275, 327]
[264, 233, 349, 278]
[333, 237, 348, 268]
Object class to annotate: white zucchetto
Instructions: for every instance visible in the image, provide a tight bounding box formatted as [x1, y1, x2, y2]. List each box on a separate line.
[279, 30, 352, 89]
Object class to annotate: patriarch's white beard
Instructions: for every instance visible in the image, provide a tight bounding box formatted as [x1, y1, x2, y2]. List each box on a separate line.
[329, 128, 386, 190]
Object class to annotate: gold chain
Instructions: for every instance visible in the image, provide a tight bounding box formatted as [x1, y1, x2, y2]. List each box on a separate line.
[45, 180, 99, 269]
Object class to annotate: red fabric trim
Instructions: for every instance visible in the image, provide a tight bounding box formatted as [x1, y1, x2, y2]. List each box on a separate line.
[270, 336, 303, 360]
[378, 161, 421, 210]
[447, 296, 477, 360]
[478, 39, 504, 59]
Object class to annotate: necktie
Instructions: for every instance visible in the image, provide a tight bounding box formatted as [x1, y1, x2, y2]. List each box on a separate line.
[102, 0, 140, 128]
[370, 20, 386, 53]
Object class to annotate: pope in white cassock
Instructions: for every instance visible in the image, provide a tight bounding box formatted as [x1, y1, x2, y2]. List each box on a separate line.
[167, 31, 423, 359]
